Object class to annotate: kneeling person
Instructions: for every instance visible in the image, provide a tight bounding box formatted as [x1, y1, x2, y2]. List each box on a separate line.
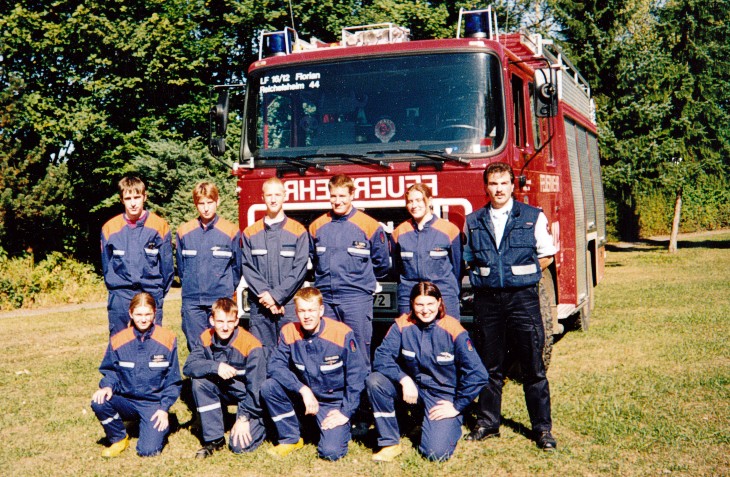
[367, 282, 488, 462]
[183, 297, 266, 458]
[261, 287, 367, 461]
[91, 292, 182, 457]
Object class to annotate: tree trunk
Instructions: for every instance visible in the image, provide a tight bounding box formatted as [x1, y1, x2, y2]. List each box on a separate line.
[668, 187, 682, 253]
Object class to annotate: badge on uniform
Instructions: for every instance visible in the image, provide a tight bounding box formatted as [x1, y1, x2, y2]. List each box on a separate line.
[349, 339, 357, 352]
[324, 355, 339, 364]
[352, 241, 367, 249]
[466, 339, 474, 352]
[379, 231, 385, 244]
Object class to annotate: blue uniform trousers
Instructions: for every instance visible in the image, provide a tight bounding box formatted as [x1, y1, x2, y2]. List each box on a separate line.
[107, 292, 164, 336]
[261, 378, 351, 461]
[322, 296, 374, 369]
[181, 303, 212, 351]
[248, 300, 297, 361]
[367, 372, 463, 461]
[191, 377, 265, 452]
[91, 395, 168, 457]
[472, 285, 552, 433]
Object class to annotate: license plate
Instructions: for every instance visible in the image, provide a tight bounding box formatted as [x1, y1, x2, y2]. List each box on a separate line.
[373, 293, 392, 309]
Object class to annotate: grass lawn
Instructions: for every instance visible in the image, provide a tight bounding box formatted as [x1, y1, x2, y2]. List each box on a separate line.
[0, 233, 728, 476]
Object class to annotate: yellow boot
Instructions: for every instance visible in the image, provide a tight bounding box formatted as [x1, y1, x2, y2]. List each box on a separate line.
[267, 438, 304, 457]
[101, 436, 129, 458]
[372, 443, 402, 462]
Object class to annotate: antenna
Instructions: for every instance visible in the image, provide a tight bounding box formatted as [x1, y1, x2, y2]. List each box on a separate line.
[288, 0, 296, 30]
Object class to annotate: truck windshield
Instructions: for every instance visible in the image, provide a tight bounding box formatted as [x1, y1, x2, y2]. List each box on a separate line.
[246, 52, 505, 163]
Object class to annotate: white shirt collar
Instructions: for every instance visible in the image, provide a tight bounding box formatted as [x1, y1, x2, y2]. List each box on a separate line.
[490, 199, 513, 217]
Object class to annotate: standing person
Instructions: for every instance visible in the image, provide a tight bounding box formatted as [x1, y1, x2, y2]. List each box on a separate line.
[308, 174, 390, 368]
[463, 162, 558, 450]
[391, 183, 463, 319]
[183, 297, 267, 458]
[91, 292, 182, 457]
[241, 177, 309, 359]
[366, 282, 488, 462]
[261, 287, 367, 461]
[176, 181, 242, 351]
[101, 176, 174, 335]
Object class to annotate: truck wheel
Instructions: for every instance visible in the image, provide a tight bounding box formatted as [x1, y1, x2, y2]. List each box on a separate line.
[539, 269, 555, 369]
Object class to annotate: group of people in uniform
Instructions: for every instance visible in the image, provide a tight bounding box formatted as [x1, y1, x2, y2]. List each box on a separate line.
[91, 162, 558, 462]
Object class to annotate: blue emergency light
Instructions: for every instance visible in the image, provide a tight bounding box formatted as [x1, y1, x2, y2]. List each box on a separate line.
[260, 28, 296, 59]
[457, 7, 497, 40]
[464, 12, 489, 38]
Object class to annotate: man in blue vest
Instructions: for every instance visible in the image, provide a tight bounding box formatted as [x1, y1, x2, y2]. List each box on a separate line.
[463, 162, 558, 450]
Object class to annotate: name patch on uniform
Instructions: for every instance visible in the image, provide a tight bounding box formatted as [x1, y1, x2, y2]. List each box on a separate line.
[349, 339, 357, 352]
[324, 355, 339, 364]
[351, 241, 367, 249]
[151, 354, 166, 362]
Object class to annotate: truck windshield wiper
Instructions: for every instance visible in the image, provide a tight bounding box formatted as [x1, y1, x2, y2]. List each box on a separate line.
[287, 152, 392, 170]
[367, 149, 470, 170]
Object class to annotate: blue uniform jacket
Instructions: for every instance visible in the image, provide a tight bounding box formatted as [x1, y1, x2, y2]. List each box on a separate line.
[101, 212, 174, 299]
[183, 327, 266, 420]
[98, 325, 182, 411]
[309, 208, 390, 299]
[242, 217, 309, 306]
[267, 317, 367, 418]
[176, 215, 242, 305]
[373, 314, 488, 413]
[464, 201, 542, 289]
[391, 216, 462, 299]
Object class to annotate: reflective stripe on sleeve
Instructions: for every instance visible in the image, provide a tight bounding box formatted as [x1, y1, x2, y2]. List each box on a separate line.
[198, 402, 222, 413]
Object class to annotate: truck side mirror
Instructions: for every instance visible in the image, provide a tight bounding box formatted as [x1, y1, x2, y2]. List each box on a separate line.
[536, 82, 557, 118]
[209, 89, 230, 157]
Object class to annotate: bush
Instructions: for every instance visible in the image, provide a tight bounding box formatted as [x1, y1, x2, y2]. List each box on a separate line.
[0, 252, 106, 311]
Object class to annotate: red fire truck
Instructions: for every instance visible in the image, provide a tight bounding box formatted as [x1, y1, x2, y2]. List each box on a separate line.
[209, 7, 606, 357]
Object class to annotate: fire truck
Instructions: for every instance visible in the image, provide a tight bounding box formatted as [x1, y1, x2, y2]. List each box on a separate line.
[209, 7, 606, 361]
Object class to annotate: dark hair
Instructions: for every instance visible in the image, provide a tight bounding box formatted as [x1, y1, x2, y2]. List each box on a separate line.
[129, 292, 156, 313]
[409, 281, 446, 319]
[483, 162, 515, 183]
[118, 176, 147, 197]
[211, 297, 237, 319]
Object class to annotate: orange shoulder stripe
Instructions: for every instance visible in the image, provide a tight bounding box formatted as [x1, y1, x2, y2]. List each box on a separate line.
[395, 313, 416, 331]
[283, 218, 307, 237]
[146, 213, 171, 237]
[215, 217, 240, 239]
[200, 329, 215, 347]
[110, 327, 135, 350]
[177, 219, 199, 239]
[349, 211, 381, 239]
[232, 329, 263, 356]
[308, 213, 332, 238]
[281, 322, 304, 345]
[392, 221, 415, 243]
[151, 326, 176, 351]
[436, 316, 467, 341]
[319, 317, 352, 347]
[432, 218, 460, 242]
[102, 215, 127, 241]
[244, 219, 265, 238]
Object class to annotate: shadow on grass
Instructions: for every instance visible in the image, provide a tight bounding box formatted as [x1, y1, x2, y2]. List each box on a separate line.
[606, 236, 730, 253]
